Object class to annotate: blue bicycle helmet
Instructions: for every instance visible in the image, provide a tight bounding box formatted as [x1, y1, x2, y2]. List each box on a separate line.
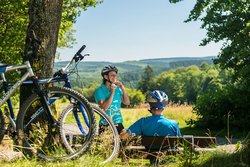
[147, 90, 168, 110]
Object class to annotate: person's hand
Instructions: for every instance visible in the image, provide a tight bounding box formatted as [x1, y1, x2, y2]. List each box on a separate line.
[110, 83, 116, 93]
[115, 81, 124, 89]
[120, 129, 130, 141]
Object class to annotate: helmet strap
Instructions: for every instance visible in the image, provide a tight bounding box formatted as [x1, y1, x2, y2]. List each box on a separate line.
[107, 76, 113, 84]
[104, 75, 113, 85]
[107, 79, 112, 84]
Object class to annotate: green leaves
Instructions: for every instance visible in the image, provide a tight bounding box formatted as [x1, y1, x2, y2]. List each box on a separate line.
[58, 0, 101, 48]
[170, 0, 250, 80]
[0, 0, 29, 64]
[138, 65, 155, 94]
[0, 0, 100, 63]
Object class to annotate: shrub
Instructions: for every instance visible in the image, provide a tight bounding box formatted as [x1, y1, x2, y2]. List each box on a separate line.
[126, 88, 145, 108]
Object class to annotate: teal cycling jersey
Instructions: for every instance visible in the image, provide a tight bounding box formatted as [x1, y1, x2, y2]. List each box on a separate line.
[94, 83, 124, 125]
[127, 114, 181, 137]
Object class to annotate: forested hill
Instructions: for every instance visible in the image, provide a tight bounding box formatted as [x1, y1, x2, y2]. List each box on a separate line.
[54, 56, 215, 87]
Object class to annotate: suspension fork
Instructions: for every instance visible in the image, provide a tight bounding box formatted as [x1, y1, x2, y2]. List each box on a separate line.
[63, 76, 90, 133]
[62, 74, 72, 89]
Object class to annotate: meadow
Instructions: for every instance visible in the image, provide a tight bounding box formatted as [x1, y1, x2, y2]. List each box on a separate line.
[0, 105, 249, 167]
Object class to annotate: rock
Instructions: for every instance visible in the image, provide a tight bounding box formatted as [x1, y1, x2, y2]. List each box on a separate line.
[0, 150, 23, 162]
[0, 135, 23, 161]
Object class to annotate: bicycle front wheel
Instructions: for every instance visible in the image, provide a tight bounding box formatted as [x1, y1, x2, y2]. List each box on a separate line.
[59, 105, 120, 164]
[16, 86, 96, 161]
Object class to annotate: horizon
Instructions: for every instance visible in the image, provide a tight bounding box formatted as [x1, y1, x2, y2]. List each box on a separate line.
[55, 55, 216, 63]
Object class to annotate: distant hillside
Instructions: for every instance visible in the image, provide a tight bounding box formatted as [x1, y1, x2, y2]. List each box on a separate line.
[54, 56, 215, 87]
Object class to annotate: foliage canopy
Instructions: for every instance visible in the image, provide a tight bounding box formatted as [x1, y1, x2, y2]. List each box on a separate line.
[0, 0, 101, 64]
[170, 0, 250, 81]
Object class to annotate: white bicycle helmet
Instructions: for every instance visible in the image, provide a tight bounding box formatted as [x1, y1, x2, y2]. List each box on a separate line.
[101, 65, 118, 77]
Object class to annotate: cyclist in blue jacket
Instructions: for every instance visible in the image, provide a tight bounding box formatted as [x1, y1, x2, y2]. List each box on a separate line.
[120, 90, 181, 139]
[94, 65, 130, 133]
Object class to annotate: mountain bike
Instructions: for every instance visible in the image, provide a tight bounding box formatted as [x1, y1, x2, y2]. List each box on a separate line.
[21, 44, 120, 164]
[0, 32, 96, 161]
[51, 45, 120, 164]
[1, 43, 120, 163]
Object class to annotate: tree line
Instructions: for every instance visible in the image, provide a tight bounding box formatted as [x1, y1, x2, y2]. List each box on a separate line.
[73, 61, 250, 131]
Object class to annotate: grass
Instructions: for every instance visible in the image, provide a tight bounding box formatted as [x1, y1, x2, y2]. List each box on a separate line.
[0, 156, 147, 167]
[0, 105, 249, 166]
[189, 135, 250, 167]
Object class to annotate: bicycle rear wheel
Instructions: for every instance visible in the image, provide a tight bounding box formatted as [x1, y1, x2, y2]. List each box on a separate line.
[59, 105, 120, 164]
[16, 86, 96, 161]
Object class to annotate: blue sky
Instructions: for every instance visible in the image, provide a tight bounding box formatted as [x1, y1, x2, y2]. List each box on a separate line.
[57, 0, 222, 62]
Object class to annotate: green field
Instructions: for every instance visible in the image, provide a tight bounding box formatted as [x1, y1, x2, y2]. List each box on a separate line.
[0, 105, 248, 167]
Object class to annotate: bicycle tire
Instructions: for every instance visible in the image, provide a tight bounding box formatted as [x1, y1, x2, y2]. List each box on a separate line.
[0, 109, 5, 143]
[16, 86, 96, 161]
[59, 104, 120, 164]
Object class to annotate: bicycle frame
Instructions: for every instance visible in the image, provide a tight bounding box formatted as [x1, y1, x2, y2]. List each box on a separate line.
[0, 61, 57, 130]
[1, 70, 89, 136]
[0, 61, 34, 107]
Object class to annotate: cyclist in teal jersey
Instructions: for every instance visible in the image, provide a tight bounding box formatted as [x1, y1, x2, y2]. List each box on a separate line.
[120, 90, 181, 139]
[94, 65, 130, 133]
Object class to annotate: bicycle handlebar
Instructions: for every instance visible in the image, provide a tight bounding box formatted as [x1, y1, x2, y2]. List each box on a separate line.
[53, 44, 89, 77]
[26, 30, 89, 77]
[75, 45, 86, 56]
[72, 45, 87, 63]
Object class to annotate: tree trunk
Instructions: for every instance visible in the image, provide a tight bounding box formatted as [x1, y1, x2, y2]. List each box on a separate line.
[20, 0, 63, 104]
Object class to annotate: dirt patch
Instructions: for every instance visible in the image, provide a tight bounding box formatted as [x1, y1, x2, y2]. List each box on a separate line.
[0, 136, 13, 151]
[0, 136, 23, 161]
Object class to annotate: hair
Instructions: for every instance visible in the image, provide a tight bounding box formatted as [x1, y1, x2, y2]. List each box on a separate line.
[102, 78, 107, 84]
[148, 108, 164, 114]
